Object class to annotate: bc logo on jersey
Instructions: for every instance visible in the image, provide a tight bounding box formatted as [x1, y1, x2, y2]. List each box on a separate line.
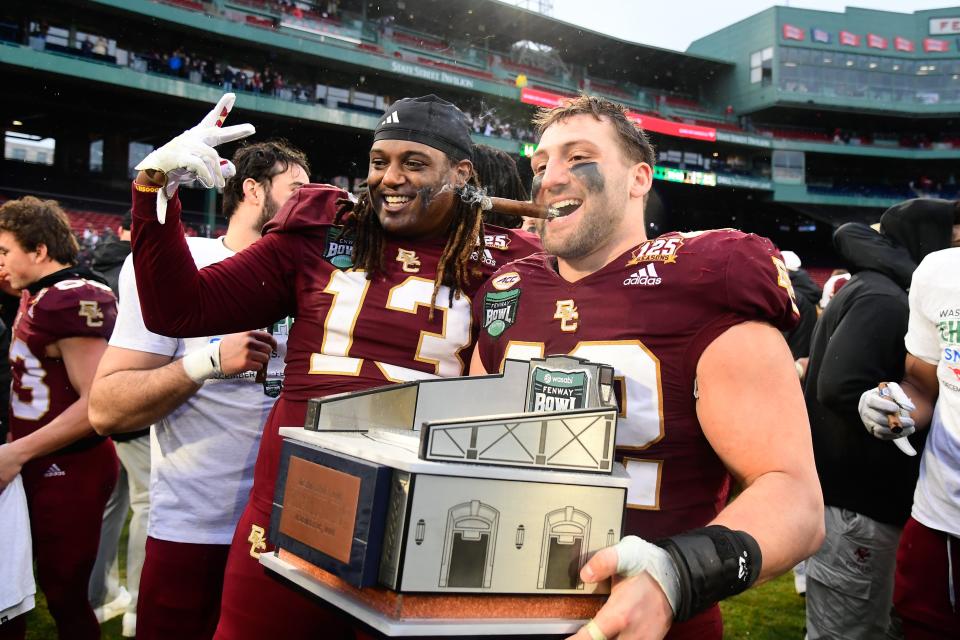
[396, 249, 421, 273]
[78, 301, 104, 327]
[483, 289, 521, 338]
[554, 300, 579, 332]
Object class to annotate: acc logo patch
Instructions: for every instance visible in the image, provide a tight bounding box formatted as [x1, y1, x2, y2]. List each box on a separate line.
[491, 272, 521, 291]
[322, 227, 354, 269]
[627, 237, 683, 266]
[483, 289, 521, 337]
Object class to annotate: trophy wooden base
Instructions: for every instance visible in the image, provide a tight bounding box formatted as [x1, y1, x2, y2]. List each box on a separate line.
[263, 549, 604, 636]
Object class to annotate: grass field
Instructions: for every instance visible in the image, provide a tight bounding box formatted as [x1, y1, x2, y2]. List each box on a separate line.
[22, 568, 807, 639]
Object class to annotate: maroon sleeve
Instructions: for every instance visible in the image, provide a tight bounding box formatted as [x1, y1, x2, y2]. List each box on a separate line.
[131, 185, 301, 337]
[681, 231, 800, 380]
[31, 283, 116, 349]
[724, 233, 800, 332]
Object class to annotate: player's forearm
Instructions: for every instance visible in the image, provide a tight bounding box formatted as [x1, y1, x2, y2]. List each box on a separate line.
[130, 186, 210, 337]
[8, 398, 99, 463]
[90, 360, 199, 434]
[710, 469, 824, 583]
[131, 186, 289, 337]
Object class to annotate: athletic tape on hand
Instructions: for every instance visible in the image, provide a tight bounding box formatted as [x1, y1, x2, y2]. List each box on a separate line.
[614, 535, 681, 616]
[181, 341, 222, 384]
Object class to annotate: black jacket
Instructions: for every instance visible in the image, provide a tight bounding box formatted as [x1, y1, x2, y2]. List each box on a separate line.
[90, 237, 131, 297]
[803, 200, 953, 525]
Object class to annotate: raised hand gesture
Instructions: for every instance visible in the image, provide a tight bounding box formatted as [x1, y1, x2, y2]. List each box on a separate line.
[135, 93, 255, 222]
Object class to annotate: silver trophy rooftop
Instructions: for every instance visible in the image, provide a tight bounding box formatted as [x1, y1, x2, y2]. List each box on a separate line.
[263, 355, 630, 636]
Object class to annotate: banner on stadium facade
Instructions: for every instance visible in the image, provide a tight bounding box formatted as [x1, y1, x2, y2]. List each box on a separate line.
[388, 60, 476, 90]
[867, 34, 888, 49]
[839, 31, 861, 47]
[929, 17, 960, 35]
[923, 37, 951, 52]
[519, 88, 718, 142]
[782, 24, 804, 41]
[811, 28, 831, 44]
[895, 36, 915, 52]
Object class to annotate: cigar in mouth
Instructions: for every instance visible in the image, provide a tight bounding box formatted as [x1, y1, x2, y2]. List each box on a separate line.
[485, 196, 559, 220]
[455, 184, 559, 220]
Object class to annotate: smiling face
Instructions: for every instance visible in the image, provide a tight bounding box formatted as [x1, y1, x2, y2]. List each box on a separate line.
[367, 140, 471, 239]
[530, 114, 646, 260]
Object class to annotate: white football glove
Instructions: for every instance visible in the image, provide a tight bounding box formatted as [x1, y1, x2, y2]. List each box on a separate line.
[135, 93, 255, 223]
[858, 382, 918, 456]
[612, 535, 681, 616]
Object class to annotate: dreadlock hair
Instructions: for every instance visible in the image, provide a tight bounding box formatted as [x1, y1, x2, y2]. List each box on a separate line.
[471, 144, 527, 229]
[335, 171, 485, 320]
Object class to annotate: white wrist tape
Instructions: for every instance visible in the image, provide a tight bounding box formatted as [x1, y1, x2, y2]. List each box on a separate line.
[615, 535, 682, 616]
[181, 341, 222, 384]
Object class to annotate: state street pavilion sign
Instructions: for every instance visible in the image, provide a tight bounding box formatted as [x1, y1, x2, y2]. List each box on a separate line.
[389, 59, 476, 90]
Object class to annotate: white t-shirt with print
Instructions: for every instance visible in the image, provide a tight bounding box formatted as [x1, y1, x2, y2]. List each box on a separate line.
[111, 237, 288, 544]
[904, 247, 960, 537]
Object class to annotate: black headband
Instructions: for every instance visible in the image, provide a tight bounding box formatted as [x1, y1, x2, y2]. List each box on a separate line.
[373, 95, 473, 161]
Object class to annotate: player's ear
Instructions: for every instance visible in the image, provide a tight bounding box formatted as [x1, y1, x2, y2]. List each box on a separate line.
[242, 177, 261, 203]
[628, 161, 653, 200]
[450, 159, 473, 188]
[33, 243, 49, 263]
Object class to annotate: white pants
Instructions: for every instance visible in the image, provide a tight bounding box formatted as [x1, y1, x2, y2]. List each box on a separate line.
[88, 434, 151, 613]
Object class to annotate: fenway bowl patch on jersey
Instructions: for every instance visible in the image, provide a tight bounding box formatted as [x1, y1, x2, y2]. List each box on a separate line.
[323, 227, 355, 269]
[483, 289, 521, 337]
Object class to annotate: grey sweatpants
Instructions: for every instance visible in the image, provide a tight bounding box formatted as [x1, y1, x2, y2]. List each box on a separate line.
[806, 505, 903, 639]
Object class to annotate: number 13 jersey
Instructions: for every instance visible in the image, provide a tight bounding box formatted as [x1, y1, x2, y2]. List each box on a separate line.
[473, 230, 799, 539]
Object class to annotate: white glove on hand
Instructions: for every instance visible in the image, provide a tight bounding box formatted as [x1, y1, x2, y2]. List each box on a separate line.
[613, 535, 682, 616]
[859, 382, 916, 440]
[134, 93, 255, 223]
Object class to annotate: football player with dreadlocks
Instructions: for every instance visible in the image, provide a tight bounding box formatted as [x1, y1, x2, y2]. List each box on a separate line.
[126, 93, 540, 639]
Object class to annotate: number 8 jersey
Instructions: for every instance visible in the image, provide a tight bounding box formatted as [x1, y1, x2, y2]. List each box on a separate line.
[10, 272, 117, 444]
[473, 230, 799, 540]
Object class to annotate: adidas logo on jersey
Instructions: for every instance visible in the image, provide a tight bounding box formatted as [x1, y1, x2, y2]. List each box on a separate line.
[44, 463, 66, 478]
[623, 264, 661, 286]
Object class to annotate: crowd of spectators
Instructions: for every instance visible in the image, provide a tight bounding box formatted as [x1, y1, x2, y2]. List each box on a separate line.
[15, 20, 538, 139]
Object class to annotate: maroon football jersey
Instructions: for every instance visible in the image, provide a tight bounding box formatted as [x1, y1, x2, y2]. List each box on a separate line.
[9, 275, 116, 442]
[474, 230, 799, 540]
[130, 184, 541, 505]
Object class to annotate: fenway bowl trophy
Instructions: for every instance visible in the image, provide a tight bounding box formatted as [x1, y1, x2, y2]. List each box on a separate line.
[262, 355, 630, 635]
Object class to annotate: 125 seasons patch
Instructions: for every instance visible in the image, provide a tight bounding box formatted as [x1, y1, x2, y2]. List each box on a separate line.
[528, 367, 589, 412]
[483, 289, 521, 337]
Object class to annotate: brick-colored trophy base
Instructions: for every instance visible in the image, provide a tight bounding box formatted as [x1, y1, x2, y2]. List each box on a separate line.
[278, 549, 606, 620]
